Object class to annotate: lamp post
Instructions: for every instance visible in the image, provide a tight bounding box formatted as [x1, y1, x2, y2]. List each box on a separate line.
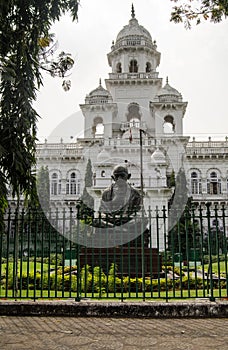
[139, 128, 145, 300]
[139, 128, 144, 201]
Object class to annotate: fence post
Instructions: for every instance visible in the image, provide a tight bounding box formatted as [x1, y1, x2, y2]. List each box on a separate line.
[141, 208, 145, 301]
[206, 202, 215, 302]
[75, 205, 81, 301]
[13, 207, 19, 299]
[221, 204, 228, 297]
[162, 206, 168, 302]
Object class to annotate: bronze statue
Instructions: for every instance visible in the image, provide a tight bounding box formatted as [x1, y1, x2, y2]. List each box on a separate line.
[100, 165, 141, 217]
[78, 164, 148, 247]
[99, 165, 142, 226]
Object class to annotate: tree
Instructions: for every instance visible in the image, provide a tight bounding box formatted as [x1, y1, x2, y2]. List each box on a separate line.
[39, 35, 74, 91]
[168, 167, 189, 231]
[37, 166, 50, 214]
[168, 198, 200, 260]
[79, 159, 94, 221]
[167, 168, 200, 259]
[170, 0, 228, 28]
[0, 1, 80, 214]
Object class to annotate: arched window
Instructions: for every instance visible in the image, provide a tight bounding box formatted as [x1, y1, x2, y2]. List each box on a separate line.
[207, 171, 221, 195]
[51, 173, 61, 195]
[95, 123, 104, 136]
[66, 172, 81, 195]
[129, 59, 138, 73]
[127, 103, 141, 122]
[190, 171, 202, 195]
[101, 170, 106, 177]
[93, 117, 104, 138]
[163, 115, 175, 134]
[146, 62, 151, 72]
[116, 62, 122, 73]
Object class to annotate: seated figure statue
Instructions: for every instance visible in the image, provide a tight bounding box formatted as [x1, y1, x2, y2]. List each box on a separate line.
[79, 164, 148, 247]
[97, 165, 143, 227]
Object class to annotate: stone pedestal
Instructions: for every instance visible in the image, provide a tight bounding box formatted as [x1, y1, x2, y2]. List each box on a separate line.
[79, 246, 161, 277]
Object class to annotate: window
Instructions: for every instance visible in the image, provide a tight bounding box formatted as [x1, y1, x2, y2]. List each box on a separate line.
[51, 173, 61, 195]
[95, 123, 104, 136]
[66, 172, 81, 195]
[163, 115, 175, 134]
[127, 103, 141, 122]
[93, 117, 104, 138]
[101, 170, 106, 177]
[190, 171, 202, 195]
[207, 171, 221, 195]
[116, 62, 122, 73]
[129, 59, 138, 73]
[146, 62, 151, 73]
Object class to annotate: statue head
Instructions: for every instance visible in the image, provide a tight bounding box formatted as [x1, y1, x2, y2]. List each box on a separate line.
[112, 165, 131, 181]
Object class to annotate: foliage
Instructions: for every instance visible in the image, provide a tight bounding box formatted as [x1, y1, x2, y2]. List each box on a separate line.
[167, 170, 175, 188]
[36, 166, 50, 213]
[170, 0, 228, 28]
[203, 228, 227, 255]
[0, 0, 80, 214]
[39, 35, 75, 90]
[168, 167, 189, 231]
[79, 159, 94, 221]
[168, 199, 201, 260]
[1, 260, 227, 294]
[0, 158, 7, 233]
[80, 264, 92, 292]
[168, 168, 199, 259]
[108, 263, 121, 292]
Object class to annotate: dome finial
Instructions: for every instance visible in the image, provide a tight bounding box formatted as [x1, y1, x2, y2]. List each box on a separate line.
[166, 76, 169, 84]
[131, 3, 135, 18]
[99, 78, 102, 86]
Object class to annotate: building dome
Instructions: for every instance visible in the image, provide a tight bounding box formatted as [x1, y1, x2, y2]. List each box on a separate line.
[85, 80, 113, 105]
[151, 148, 166, 165]
[114, 5, 153, 48]
[156, 78, 182, 102]
[107, 5, 160, 71]
[116, 18, 152, 44]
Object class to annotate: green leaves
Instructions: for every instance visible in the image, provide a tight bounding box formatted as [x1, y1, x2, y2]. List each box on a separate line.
[170, 0, 228, 28]
[0, 0, 79, 212]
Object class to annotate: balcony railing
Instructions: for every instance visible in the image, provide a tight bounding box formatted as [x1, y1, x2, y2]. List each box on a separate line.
[108, 72, 159, 80]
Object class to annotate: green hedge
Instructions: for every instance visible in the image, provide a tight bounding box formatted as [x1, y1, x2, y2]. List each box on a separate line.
[1, 264, 226, 293]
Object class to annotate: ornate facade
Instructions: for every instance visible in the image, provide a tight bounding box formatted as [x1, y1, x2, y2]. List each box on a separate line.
[36, 7, 228, 243]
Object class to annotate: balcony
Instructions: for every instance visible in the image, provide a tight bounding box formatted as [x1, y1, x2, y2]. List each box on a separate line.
[186, 140, 228, 157]
[108, 72, 159, 80]
[36, 143, 84, 160]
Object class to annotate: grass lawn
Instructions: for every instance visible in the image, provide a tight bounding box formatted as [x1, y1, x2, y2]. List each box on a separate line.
[199, 261, 228, 275]
[0, 288, 227, 300]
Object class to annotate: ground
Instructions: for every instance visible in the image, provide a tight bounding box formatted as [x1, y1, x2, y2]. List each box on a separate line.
[0, 316, 227, 349]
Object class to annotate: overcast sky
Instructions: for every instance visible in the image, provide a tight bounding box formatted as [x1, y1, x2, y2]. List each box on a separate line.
[34, 0, 228, 143]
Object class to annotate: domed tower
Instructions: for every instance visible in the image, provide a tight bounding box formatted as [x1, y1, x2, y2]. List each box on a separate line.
[80, 79, 117, 138]
[151, 77, 188, 137]
[105, 5, 162, 136]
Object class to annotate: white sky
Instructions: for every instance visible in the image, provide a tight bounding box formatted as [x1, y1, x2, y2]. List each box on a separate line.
[34, 0, 228, 143]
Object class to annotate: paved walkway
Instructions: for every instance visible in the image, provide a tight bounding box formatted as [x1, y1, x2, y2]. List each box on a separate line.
[0, 316, 227, 349]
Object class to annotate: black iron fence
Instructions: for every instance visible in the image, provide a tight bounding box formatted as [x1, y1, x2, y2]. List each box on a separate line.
[0, 204, 227, 301]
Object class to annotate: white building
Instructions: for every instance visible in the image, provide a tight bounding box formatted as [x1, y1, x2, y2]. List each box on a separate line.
[36, 7, 228, 246]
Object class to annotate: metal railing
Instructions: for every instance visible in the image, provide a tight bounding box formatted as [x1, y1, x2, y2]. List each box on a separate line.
[0, 204, 227, 301]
